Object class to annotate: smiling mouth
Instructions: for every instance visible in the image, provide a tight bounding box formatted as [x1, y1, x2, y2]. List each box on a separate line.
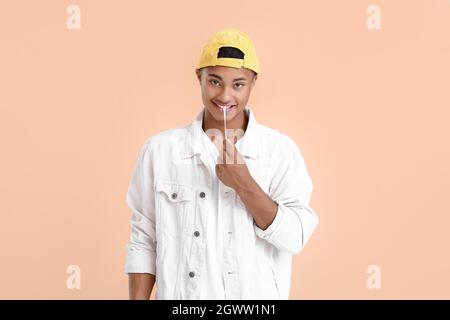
[212, 101, 237, 113]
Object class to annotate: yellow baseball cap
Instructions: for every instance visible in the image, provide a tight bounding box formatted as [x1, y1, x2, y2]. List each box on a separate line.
[196, 29, 260, 74]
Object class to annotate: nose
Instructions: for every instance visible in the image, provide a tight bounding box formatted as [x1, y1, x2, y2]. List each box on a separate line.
[216, 86, 232, 104]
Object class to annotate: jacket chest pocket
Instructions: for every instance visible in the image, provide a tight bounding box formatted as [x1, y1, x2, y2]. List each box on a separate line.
[155, 181, 194, 237]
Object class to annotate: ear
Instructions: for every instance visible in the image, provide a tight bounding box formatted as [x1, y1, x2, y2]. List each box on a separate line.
[252, 73, 258, 87]
[195, 69, 202, 83]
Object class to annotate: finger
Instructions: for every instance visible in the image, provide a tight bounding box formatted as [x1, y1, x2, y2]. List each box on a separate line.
[225, 138, 241, 164]
[227, 138, 246, 164]
[221, 139, 227, 164]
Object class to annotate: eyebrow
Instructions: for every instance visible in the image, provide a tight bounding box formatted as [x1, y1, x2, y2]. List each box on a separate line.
[207, 73, 247, 82]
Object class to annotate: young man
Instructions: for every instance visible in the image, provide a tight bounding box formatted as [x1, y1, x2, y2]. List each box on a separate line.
[124, 29, 319, 300]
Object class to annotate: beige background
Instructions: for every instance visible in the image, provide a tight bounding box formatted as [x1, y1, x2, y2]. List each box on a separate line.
[0, 0, 449, 299]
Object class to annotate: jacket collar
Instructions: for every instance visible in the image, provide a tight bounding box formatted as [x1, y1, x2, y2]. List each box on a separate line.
[181, 105, 260, 160]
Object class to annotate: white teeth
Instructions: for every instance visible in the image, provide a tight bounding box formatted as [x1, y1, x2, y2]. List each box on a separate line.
[215, 102, 234, 109]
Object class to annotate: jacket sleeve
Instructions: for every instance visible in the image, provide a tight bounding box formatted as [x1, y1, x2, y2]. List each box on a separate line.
[123, 138, 157, 275]
[253, 136, 319, 255]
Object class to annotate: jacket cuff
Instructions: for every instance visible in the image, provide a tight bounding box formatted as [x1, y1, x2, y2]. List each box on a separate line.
[123, 247, 156, 275]
[253, 202, 285, 242]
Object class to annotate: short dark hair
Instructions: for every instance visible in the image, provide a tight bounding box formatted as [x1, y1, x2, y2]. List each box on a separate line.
[197, 66, 257, 78]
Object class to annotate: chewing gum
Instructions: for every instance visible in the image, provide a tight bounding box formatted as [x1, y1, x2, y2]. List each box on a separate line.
[223, 107, 227, 141]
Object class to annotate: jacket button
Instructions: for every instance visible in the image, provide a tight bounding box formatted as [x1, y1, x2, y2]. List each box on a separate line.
[189, 271, 195, 278]
[194, 231, 200, 237]
[199, 192, 206, 198]
[171, 193, 177, 199]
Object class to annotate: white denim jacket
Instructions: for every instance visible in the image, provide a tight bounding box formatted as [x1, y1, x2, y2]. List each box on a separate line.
[124, 105, 319, 300]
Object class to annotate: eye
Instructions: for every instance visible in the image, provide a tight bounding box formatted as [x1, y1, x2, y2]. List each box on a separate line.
[234, 83, 245, 89]
[209, 79, 220, 86]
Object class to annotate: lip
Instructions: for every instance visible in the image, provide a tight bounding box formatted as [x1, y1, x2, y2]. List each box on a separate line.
[212, 101, 237, 113]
